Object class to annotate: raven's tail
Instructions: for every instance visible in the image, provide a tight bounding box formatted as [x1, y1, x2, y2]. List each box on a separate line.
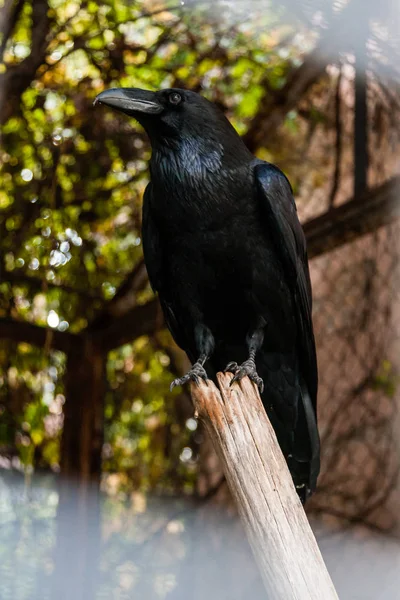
[286, 379, 320, 503]
[207, 350, 320, 503]
[255, 354, 320, 503]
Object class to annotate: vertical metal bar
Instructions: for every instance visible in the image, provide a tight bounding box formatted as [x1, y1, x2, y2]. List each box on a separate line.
[354, 13, 369, 195]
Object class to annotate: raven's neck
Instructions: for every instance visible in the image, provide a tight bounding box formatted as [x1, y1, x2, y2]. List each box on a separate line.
[150, 134, 252, 189]
[148, 136, 255, 232]
[150, 136, 222, 185]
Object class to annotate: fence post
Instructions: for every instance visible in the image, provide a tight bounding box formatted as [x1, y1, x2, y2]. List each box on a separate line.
[190, 372, 338, 600]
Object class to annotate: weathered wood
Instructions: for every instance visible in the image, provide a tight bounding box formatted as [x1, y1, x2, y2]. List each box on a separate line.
[191, 373, 338, 600]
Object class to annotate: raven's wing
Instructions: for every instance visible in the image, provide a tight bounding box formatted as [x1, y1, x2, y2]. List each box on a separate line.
[254, 161, 320, 493]
[142, 183, 193, 357]
[254, 162, 317, 406]
[142, 183, 163, 293]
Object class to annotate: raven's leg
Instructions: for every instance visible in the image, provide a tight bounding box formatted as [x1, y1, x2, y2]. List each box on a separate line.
[170, 324, 215, 391]
[225, 320, 265, 393]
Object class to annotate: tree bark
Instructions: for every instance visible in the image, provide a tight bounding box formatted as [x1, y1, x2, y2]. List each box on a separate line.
[190, 373, 338, 600]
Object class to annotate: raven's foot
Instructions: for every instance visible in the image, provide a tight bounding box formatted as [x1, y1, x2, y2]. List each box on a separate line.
[225, 358, 264, 394]
[170, 362, 208, 391]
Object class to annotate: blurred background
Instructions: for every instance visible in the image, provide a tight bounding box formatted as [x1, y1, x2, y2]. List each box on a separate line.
[0, 0, 399, 598]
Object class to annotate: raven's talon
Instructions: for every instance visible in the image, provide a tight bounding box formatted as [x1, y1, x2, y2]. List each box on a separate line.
[224, 361, 239, 374]
[169, 362, 208, 391]
[228, 359, 264, 394]
[230, 370, 246, 387]
[251, 375, 264, 394]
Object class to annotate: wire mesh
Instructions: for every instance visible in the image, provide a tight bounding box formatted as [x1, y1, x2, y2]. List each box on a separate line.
[308, 220, 400, 531]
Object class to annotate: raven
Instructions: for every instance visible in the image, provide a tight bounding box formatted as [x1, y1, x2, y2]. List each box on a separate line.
[94, 87, 320, 501]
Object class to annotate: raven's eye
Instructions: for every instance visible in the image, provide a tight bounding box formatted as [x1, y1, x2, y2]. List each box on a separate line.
[168, 92, 182, 105]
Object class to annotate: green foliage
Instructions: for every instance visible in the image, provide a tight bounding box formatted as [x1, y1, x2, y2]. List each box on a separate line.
[372, 360, 399, 399]
[0, 342, 65, 470]
[104, 337, 197, 494]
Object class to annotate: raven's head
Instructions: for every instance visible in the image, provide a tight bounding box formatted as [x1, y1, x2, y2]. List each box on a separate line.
[94, 87, 251, 166]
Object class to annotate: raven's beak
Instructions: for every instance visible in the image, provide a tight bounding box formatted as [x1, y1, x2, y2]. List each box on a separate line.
[93, 88, 163, 115]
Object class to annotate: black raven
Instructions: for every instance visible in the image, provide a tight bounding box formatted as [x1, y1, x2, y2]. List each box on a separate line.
[94, 87, 320, 501]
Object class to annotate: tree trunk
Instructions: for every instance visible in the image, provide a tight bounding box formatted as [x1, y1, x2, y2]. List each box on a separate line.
[61, 337, 105, 480]
[190, 373, 338, 600]
[53, 338, 106, 600]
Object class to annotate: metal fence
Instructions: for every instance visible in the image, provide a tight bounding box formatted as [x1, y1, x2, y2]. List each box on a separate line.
[308, 220, 400, 531]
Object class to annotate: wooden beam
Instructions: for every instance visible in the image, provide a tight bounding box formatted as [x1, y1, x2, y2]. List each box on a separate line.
[304, 177, 400, 259]
[190, 373, 338, 600]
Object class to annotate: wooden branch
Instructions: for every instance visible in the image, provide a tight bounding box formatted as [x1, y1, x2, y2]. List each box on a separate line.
[0, 316, 82, 353]
[0, 0, 51, 124]
[190, 373, 338, 600]
[91, 297, 163, 351]
[0, 297, 162, 353]
[88, 259, 148, 330]
[243, 44, 329, 152]
[304, 176, 400, 259]
[242, 12, 353, 153]
[4, 271, 102, 301]
[89, 177, 400, 349]
[242, 0, 366, 153]
[0, 0, 25, 62]
[3, 176, 399, 353]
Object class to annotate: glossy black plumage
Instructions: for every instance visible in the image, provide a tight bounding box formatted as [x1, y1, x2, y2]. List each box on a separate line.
[95, 87, 320, 500]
